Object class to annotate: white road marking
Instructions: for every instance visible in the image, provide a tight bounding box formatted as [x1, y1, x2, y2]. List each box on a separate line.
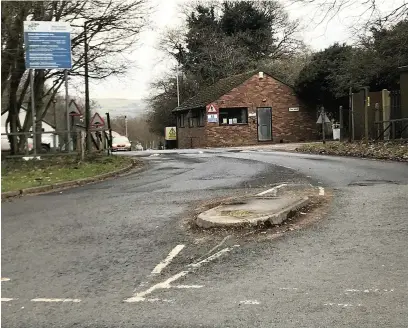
[172, 285, 204, 289]
[1, 278, 11, 282]
[151, 245, 185, 275]
[257, 184, 287, 196]
[189, 246, 238, 268]
[125, 246, 239, 303]
[345, 288, 394, 293]
[324, 303, 362, 308]
[124, 271, 189, 303]
[279, 287, 298, 291]
[318, 187, 325, 196]
[31, 298, 81, 303]
[239, 300, 260, 305]
[196, 235, 231, 262]
[146, 298, 174, 303]
[1, 298, 16, 302]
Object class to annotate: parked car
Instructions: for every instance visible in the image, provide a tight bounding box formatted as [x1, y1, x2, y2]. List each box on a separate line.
[111, 136, 132, 151]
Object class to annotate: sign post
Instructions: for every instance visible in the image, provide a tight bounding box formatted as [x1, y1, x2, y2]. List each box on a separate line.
[165, 127, 177, 141]
[24, 21, 72, 152]
[316, 107, 331, 144]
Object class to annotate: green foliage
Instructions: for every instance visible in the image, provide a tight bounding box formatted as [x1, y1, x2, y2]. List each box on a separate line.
[295, 20, 408, 112]
[295, 43, 352, 111]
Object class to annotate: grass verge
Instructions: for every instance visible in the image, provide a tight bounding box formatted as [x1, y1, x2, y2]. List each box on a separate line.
[296, 141, 408, 162]
[1, 154, 136, 193]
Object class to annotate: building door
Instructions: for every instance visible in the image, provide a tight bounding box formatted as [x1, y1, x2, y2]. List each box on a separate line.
[257, 107, 272, 141]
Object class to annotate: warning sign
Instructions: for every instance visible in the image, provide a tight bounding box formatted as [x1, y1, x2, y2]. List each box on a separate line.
[206, 103, 218, 114]
[316, 113, 331, 124]
[68, 100, 83, 116]
[90, 112, 105, 128]
[165, 126, 177, 141]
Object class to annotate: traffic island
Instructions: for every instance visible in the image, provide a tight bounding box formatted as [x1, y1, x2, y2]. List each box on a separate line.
[195, 183, 323, 229]
[196, 195, 310, 229]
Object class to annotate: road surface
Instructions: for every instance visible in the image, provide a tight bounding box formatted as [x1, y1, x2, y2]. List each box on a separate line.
[2, 149, 408, 327]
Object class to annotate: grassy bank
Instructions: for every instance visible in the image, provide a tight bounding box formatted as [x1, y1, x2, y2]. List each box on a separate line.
[1, 154, 136, 193]
[296, 141, 408, 162]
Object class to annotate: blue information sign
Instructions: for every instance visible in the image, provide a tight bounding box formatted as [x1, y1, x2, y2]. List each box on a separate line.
[24, 21, 72, 69]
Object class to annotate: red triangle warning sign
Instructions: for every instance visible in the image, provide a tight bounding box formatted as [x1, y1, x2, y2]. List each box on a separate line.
[206, 104, 218, 113]
[68, 100, 83, 116]
[90, 113, 105, 128]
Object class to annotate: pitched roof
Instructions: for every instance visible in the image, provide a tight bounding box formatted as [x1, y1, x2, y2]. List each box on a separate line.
[173, 70, 293, 112]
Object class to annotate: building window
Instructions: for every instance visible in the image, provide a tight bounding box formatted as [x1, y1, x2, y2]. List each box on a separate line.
[178, 113, 185, 128]
[219, 107, 248, 125]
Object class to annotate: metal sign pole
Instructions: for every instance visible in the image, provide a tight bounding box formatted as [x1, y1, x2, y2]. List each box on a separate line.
[321, 106, 326, 144]
[65, 70, 70, 151]
[30, 69, 37, 155]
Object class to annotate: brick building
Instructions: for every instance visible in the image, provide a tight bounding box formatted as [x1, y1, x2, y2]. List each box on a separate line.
[173, 71, 318, 148]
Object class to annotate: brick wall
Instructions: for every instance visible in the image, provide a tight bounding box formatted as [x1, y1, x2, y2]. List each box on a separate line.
[177, 125, 206, 149]
[176, 73, 318, 149]
[205, 74, 317, 147]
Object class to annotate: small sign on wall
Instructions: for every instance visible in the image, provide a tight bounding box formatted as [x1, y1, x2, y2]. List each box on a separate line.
[289, 107, 300, 112]
[206, 103, 219, 123]
[248, 113, 256, 117]
[207, 114, 218, 123]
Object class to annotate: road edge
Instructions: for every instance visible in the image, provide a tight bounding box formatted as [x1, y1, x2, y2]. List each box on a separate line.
[1, 159, 146, 200]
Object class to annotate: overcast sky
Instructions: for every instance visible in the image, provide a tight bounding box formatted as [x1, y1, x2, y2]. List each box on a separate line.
[84, 0, 403, 101]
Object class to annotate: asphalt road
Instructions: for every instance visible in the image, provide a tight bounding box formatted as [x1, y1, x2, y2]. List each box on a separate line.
[2, 149, 408, 327]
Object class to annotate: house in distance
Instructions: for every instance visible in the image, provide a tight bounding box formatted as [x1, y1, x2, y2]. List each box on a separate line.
[172, 70, 318, 148]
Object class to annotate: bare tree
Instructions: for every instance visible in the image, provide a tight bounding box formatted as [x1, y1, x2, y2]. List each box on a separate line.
[290, 0, 407, 26]
[1, 0, 151, 154]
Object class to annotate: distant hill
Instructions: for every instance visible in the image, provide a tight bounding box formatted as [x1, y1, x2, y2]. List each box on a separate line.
[93, 98, 146, 118]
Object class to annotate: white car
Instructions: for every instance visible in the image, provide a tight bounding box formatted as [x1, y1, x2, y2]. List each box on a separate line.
[111, 136, 132, 151]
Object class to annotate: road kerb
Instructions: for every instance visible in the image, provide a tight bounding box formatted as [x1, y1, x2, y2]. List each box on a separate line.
[1, 160, 143, 200]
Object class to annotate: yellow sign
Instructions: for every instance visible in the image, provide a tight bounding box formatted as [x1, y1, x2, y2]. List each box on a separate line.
[165, 126, 177, 140]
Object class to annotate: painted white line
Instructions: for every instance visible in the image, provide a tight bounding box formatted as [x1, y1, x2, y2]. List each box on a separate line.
[197, 235, 231, 262]
[279, 287, 298, 291]
[31, 298, 81, 303]
[1, 298, 17, 302]
[257, 184, 287, 196]
[151, 245, 185, 275]
[125, 246, 239, 303]
[318, 187, 325, 196]
[124, 270, 189, 303]
[172, 285, 204, 289]
[345, 288, 394, 293]
[189, 246, 238, 268]
[1, 278, 11, 282]
[324, 303, 362, 308]
[239, 300, 260, 305]
[146, 298, 175, 303]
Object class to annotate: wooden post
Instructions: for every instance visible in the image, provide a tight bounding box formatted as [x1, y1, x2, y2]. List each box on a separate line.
[339, 105, 343, 142]
[106, 113, 113, 156]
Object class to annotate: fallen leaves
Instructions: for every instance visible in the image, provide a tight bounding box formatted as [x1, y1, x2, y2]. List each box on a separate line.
[296, 141, 408, 162]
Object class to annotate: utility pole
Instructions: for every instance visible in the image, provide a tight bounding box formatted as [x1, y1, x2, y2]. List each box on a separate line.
[349, 87, 353, 142]
[362, 86, 370, 143]
[176, 63, 180, 107]
[84, 21, 91, 152]
[125, 115, 128, 137]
